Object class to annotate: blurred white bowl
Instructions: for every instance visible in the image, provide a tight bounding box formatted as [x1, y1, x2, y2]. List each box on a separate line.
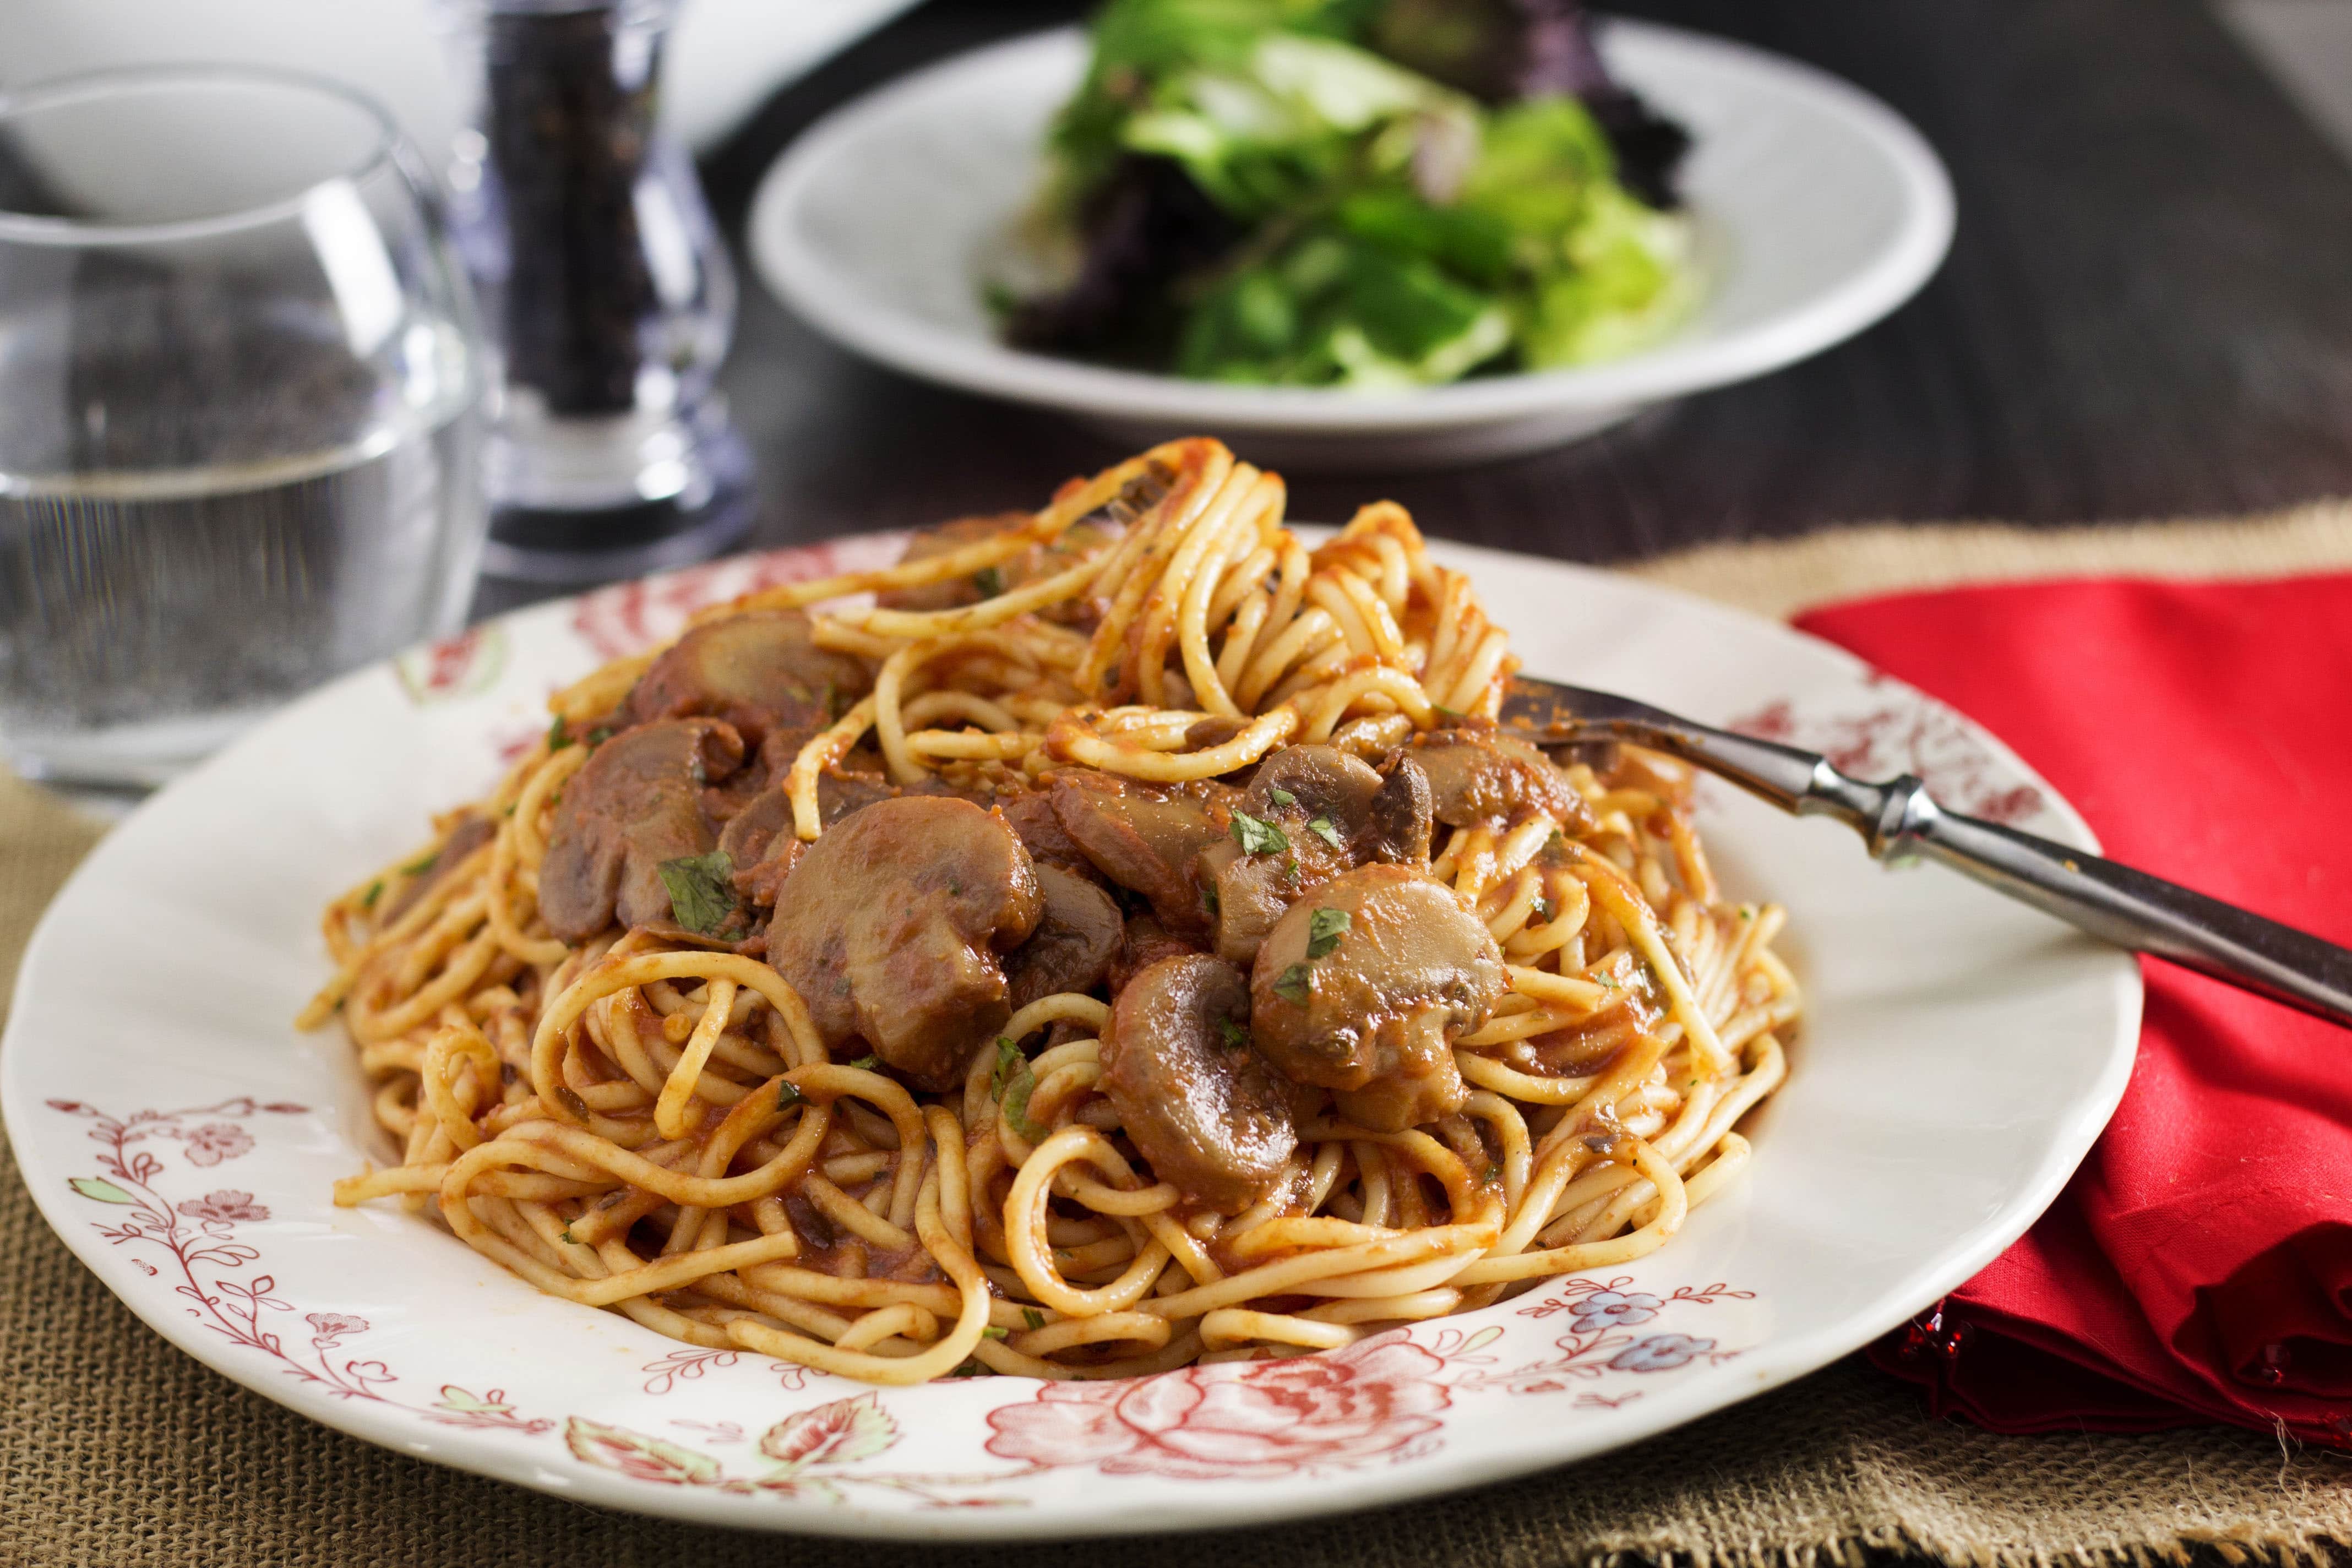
[1, 0, 921, 159]
[749, 23, 1956, 470]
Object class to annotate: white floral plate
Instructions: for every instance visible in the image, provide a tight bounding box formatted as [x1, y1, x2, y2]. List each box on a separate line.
[747, 24, 1956, 469]
[1, 537, 2137, 1538]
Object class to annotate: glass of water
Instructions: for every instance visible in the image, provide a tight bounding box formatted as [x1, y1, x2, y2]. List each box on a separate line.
[0, 67, 486, 787]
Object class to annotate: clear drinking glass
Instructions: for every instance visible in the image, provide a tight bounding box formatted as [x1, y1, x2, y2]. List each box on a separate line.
[0, 67, 487, 787]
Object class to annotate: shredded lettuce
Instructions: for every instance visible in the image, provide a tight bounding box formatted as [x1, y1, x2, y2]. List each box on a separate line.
[1008, 0, 1695, 385]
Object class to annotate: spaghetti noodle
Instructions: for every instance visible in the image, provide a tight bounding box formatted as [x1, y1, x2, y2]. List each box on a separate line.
[306, 437, 1796, 1385]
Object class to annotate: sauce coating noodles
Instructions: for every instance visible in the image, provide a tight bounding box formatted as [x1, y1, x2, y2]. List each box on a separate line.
[307, 438, 1795, 1384]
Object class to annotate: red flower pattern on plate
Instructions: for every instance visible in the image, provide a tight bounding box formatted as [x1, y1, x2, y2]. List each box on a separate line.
[178, 1189, 268, 1224]
[984, 1331, 1449, 1480]
[570, 535, 910, 661]
[181, 1122, 253, 1166]
[1730, 672, 2046, 825]
[306, 1313, 371, 1347]
[392, 625, 509, 705]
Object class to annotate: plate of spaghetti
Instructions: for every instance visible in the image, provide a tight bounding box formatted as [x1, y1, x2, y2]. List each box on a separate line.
[2, 439, 2137, 1537]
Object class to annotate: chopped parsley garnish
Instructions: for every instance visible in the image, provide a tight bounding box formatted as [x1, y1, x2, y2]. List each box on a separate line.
[547, 715, 573, 750]
[990, 1037, 1044, 1140]
[586, 726, 614, 748]
[1272, 963, 1313, 1005]
[656, 851, 743, 936]
[846, 1054, 880, 1072]
[1203, 883, 1219, 918]
[972, 564, 1006, 597]
[361, 880, 384, 910]
[1532, 895, 1555, 923]
[776, 1081, 804, 1113]
[1268, 787, 1296, 807]
[1433, 705, 1465, 721]
[400, 850, 440, 877]
[1305, 907, 1351, 959]
[1229, 809, 1288, 856]
[1022, 1308, 1046, 1331]
[1217, 1016, 1251, 1050]
[1547, 829, 1568, 853]
[982, 1326, 1008, 1340]
[1305, 815, 1345, 851]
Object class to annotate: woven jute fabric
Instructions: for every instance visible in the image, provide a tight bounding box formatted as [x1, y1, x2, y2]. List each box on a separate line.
[7, 510, 2352, 1568]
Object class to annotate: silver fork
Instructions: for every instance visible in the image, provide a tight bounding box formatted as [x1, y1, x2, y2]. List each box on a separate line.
[1500, 676, 2352, 1028]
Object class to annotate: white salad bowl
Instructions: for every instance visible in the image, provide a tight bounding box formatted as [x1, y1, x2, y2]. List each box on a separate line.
[748, 24, 1955, 470]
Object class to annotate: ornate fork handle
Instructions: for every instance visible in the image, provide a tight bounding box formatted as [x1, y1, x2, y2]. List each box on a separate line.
[1503, 678, 2352, 1029]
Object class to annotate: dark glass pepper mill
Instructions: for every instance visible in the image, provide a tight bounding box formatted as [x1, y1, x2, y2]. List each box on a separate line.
[439, 0, 752, 589]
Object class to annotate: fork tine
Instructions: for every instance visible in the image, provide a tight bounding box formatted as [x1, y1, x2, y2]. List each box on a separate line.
[1499, 676, 1670, 741]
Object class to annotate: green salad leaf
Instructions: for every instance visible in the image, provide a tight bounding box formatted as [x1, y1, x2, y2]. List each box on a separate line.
[1009, 0, 1695, 386]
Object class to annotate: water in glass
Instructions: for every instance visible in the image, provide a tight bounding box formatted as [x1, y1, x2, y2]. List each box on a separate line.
[0, 69, 486, 786]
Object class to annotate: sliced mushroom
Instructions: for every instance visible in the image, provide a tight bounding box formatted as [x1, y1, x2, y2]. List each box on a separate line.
[764, 797, 1043, 1091]
[812, 769, 901, 824]
[1249, 863, 1506, 1133]
[1047, 770, 1235, 937]
[1101, 955, 1298, 1213]
[1108, 912, 1202, 994]
[815, 767, 981, 826]
[1365, 758, 1435, 863]
[1403, 728, 1598, 835]
[714, 786, 798, 909]
[877, 507, 1131, 623]
[1184, 715, 1248, 752]
[716, 785, 790, 873]
[874, 514, 1032, 612]
[995, 787, 1097, 875]
[1005, 864, 1124, 1009]
[1196, 836, 1324, 970]
[539, 720, 747, 943]
[382, 812, 496, 923]
[721, 767, 998, 912]
[1196, 745, 1435, 966]
[622, 609, 872, 745]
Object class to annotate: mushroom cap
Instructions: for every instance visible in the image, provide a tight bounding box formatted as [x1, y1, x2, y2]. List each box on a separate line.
[1404, 728, 1596, 834]
[1102, 954, 1299, 1213]
[1006, 864, 1125, 1010]
[1248, 863, 1506, 1131]
[623, 609, 872, 745]
[1199, 745, 1436, 966]
[764, 796, 1043, 1091]
[1047, 769, 1234, 937]
[539, 718, 747, 943]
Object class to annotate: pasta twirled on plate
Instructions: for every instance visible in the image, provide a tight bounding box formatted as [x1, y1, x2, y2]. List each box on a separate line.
[306, 438, 1795, 1385]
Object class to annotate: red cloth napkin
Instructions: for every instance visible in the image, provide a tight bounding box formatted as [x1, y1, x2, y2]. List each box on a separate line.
[1789, 574, 2352, 1444]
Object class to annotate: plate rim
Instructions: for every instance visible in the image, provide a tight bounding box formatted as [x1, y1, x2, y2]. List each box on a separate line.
[744, 20, 1958, 434]
[0, 541, 2141, 1539]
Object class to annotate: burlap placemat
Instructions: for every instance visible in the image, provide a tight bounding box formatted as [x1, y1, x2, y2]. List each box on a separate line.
[7, 508, 2352, 1568]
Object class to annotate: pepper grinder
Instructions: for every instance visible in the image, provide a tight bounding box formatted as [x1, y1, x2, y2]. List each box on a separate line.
[438, 0, 752, 586]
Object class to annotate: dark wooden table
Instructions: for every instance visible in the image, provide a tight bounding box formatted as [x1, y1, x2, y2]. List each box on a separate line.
[686, 0, 2352, 574]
